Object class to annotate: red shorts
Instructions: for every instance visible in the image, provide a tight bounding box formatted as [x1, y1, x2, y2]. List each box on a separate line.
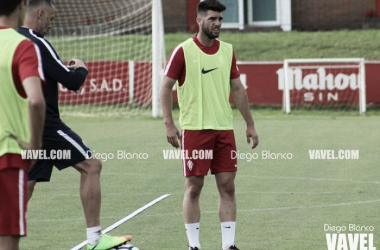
[181, 130, 237, 176]
[0, 167, 27, 236]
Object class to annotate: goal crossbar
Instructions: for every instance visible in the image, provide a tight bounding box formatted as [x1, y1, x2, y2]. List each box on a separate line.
[283, 58, 366, 115]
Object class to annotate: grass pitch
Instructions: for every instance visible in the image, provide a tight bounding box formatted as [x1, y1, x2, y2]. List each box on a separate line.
[48, 30, 380, 62]
[21, 110, 380, 250]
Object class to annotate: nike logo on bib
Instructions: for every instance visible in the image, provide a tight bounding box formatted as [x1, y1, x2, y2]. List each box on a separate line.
[202, 67, 218, 74]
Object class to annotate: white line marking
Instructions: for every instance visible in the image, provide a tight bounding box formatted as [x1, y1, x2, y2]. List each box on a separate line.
[100, 173, 380, 185]
[70, 193, 171, 250]
[141, 199, 380, 217]
[29, 198, 380, 224]
[238, 175, 380, 185]
[237, 199, 380, 212]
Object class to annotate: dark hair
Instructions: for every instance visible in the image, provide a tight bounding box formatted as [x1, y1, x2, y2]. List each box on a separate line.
[28, 0, 55, 10]
[197, 0, 226, 15]
[0, 0, 23, 16]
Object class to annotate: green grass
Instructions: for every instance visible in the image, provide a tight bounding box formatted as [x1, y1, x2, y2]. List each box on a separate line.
[20, 109, 380, 250]
[216, 30, 380, 61]
[23, 29, 380, 249]
[48, 30, 380, 62]
[166, 30, 380, 61]
[48, 35, 153, 62]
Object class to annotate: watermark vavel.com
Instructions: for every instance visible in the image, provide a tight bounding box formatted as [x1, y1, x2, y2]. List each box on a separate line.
[162, 149, 213, 160]
[21, 149, 149, 162]
[324, 224, 376, 250]
[162, 149, 293, 161]
[21, 149, 71, 160]
[309, 150, 359, 160]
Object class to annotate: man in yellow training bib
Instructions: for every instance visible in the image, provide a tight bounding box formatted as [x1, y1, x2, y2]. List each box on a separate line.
[160, 1, 259, 250]
[0, 0, 45, 249]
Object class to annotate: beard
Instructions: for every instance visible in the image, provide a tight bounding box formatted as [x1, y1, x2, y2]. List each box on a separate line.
[201, 25, 219, 39]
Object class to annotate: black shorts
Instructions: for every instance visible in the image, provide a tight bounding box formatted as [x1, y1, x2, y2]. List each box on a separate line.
[28, 128, 92, 182]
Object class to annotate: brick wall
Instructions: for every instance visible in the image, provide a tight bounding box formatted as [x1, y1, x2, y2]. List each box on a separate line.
[51, 0, 378, 33]
[162, 0, 378, 32]
[162, 0, 188, 33]
[292, 0, 376, 30]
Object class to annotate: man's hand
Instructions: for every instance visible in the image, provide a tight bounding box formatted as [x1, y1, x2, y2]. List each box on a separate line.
[246, 125, 259, 149]
[10, 135, 41, 168]
[67, 58, 88, 71]
[165, 122, 181, 148]
[10, 135, 38, 151]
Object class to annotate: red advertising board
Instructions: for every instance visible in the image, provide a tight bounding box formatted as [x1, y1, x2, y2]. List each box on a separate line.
[58, 61, 380, 107]
[237, 61, 380, 107]
[59, 61, 152, 105]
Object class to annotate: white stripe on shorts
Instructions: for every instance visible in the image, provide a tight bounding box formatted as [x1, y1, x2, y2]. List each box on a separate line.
[19, 169, 25, 236]
[57, 130, 90, 159]
[182, 130, 186, 176]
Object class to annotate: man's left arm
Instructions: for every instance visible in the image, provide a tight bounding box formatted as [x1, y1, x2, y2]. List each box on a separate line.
[230, 77, 259, 149]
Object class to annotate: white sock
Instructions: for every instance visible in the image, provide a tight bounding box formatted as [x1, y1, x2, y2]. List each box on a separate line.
[185, 222, 201, 249]
[87, 226, 102, 245]
[221, 221, 236, 250]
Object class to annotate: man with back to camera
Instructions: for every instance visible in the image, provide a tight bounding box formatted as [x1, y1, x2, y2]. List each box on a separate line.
[160, 1, 259, 250]
[18, 1, 132, 249]
[0, 0, 46, 249]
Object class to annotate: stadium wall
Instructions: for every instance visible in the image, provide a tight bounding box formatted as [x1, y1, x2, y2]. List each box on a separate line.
[51, 0, 379, 33]
[182, 0, 377, 32]
[58, 62, 380, 107]
[292, 0, 376, 30]
[162, 0, 187, 33]
[234, 61, 380, 107]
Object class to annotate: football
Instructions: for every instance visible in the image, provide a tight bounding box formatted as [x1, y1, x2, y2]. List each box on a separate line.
[110, 242, 140, 250]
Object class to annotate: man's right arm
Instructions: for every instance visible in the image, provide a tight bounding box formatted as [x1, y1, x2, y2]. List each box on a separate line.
[22, 76, 45, 151]
[160, 76, 181, 148]
[44, 53, 88, 91]
[12, 41, 46, 154]
[38, 40, 88, 91]
[18, 29, 88, 91]
[160, 44, 185, 148]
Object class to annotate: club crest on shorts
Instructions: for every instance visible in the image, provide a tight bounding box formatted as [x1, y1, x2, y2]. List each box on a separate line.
[187, 160, 194, 171]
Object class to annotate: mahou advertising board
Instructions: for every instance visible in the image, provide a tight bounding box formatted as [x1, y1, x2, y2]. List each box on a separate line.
[58, 61, 380, 107]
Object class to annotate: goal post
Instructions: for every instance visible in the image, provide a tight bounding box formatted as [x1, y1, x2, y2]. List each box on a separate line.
[282, 58, 366, 115]
[48, 0, 166, 117]
[152, 0, 165, 118]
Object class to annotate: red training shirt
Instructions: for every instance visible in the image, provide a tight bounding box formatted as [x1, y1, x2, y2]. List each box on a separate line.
[164, 35, 240, 86]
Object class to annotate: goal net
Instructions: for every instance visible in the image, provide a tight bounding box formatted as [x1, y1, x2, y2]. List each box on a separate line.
[280, 58, 366, 115]
[47, 0, 166, 117]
